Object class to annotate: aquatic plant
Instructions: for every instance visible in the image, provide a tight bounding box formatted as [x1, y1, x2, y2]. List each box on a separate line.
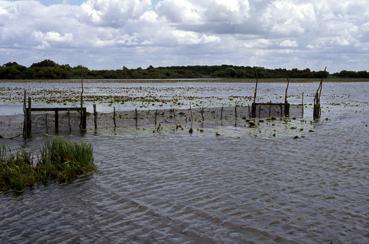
[0, 138, 96, 193]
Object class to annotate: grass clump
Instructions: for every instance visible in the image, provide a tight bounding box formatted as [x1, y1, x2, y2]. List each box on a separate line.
[0, 137, 96, 193]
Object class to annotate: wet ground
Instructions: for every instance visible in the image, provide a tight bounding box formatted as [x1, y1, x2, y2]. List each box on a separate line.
[0, 81, 369, 243]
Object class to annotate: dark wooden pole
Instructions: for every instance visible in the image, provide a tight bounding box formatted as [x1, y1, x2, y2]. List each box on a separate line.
[67, 109, 71, 134]
[234, 105, 238, 127]
[154, 109, 158, 129]
[23, 90, 27, 139]
[27, 97, 32, 138]
[113, 107, 117, 129]
[135, 108, 138, 129]
[55, 110, 59, 134]
[45, 114, 49, 134]
[93, 104, 97, 129]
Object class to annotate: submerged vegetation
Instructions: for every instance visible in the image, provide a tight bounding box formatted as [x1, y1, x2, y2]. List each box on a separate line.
[0, 138, 96, 192]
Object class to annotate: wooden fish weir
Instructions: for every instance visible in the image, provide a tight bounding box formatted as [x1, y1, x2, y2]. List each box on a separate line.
[23, 92, 86, 139]
[250, 69, 325, 119]
[250, 72, 292, 118]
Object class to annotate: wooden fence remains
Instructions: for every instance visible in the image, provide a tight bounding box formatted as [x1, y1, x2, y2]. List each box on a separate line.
[23, 93, 86, 139]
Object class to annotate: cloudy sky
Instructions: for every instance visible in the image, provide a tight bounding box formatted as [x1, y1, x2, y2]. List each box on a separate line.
[0, 0, 368, 72]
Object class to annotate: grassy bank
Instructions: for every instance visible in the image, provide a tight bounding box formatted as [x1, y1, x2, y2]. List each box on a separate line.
[0, 137, 96, 192]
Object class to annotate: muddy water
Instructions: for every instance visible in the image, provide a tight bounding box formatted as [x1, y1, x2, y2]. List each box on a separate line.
[1, 82, 369, 243]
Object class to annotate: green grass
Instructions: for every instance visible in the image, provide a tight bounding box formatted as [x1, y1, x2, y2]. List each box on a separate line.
[0, 137, 96, 193]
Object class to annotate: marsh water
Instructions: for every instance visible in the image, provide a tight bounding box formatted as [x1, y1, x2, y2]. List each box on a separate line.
[0, 81, 369, 243]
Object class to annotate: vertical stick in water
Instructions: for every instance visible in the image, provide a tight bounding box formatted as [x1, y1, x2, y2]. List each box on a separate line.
[302, 92, 304, 118]
[45, 114, 49, 134]
[154, 109, 158, 130]
[234, 105, 238, 127]
[220, 106, 223, 122]
[189, 103, 193, 134]
[27, 97, 32, 138]
[80, 79, 84, 130]
[113, 107, 117, 129]
[93, 104, 97, 130]
[67, 109, 71, 134]
[135, 108, 138, 129]
[55, 110, 59, 134]
[23, 90, 27, 139]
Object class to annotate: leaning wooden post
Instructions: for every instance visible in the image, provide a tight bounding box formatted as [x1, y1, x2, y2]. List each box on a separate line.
[251, 69, 259, 118]
[55, 109, 59, 134]
[313, 67, 326, 120]
[27, 97, 32, 138]
[93, 104, 97, 130]
[113, 107, 117, 129]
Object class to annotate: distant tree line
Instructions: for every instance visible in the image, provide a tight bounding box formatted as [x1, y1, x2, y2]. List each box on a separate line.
[0, 59, 367, 79]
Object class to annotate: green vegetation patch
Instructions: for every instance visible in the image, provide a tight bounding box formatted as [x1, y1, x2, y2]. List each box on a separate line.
[0, 138, 96, 193]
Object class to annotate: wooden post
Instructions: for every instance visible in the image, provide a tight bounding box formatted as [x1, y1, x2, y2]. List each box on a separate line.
[200, 107, 205, 122]
[55, 110, 59, 134]
[67, 109, 71, 134]
[80, 79, 84, 130]
[81, 108, 87, 131]
[113, 107, 117, 129]
[220, 106, 223, 122]
[45, 114, 49, 134]
[93, 104, 97, 130]
[251, 103, 257, 118]
[302, 92, 304, 118]
[135, 108, 138, 129]
[27, 97, 32, 138]
[154, 109, 158, 129]
[189, 103, 193, 134]
[23, 90, 27, 139]
[234, 105, 238, 127]
[313, 67, 326, 120]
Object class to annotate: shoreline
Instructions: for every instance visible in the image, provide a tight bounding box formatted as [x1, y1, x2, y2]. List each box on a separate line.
[1, 78, 369, 83]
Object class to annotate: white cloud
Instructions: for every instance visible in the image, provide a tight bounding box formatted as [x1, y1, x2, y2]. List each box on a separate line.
[0, 0, 368, 71]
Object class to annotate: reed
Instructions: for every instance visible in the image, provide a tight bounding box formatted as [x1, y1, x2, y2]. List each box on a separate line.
[0, 137, 96, 193]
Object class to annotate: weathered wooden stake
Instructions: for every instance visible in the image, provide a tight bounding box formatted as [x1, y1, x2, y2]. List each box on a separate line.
[67, 109, 71, 134]
[113, 107, 117, 129]
[45, 114, 49, 134]
[302, 92, 304, 118]
[23, 90, 27, 139]
[27, 97, 32, 138]
[154, 109, 158, 129]
[55, 110, 59, 134]
[189, 103, 193, 133]
[220, 106, 224, 122]
[200, 107, 205, 121]
[234, 105, 238, 127]
[135, 108, 138, 129]
[284, 78, 290, 117]
[80, 79, 84, 130]
[93, 104, 97, 129]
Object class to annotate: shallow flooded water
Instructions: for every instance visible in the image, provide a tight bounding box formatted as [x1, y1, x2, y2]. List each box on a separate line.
[0, 81, 369, 243]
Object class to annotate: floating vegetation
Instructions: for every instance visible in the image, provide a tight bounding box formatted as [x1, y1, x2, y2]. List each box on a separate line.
[0, 137, 96, 193]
